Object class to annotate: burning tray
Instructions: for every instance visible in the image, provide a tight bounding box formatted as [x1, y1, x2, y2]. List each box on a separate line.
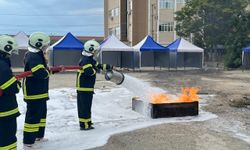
[132, 98, 199, 119]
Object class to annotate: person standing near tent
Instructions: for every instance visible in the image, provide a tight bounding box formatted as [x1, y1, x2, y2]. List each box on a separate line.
[22, 32, 61, 147]
[0, 35, 21, 150]
[76, 40, 112, 130]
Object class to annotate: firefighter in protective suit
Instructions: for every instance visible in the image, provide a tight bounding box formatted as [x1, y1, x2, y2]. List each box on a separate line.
[77, 40, 112, 130]
[0, 35, 21, 150]
[23, 32, 53, 147]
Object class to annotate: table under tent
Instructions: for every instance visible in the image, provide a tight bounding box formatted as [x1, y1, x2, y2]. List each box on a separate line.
[10, 32, 29, 67]
[167, 38, 204, 69]
[48, 32, 84, 66]
[99, 35, 137, 69]
[133, 35, 170, 69]
[242, 46, 250, 69]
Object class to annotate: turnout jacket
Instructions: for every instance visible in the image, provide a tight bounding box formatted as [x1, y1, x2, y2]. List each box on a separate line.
[77, 55, 112, 93]
[23, 51, 50, 101]
[0, 55, 20, 119]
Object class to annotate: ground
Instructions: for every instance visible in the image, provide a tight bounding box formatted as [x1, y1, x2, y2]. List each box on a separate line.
[13, 69, 250, 150]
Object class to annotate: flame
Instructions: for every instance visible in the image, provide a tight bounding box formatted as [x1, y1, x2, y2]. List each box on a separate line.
[150, 87, 200, 104]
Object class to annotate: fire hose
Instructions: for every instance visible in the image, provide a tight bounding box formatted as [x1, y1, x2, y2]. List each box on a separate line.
[15, 66, 81, 80]
[0, 66, 81, 96]
[0, 66, 125, 96]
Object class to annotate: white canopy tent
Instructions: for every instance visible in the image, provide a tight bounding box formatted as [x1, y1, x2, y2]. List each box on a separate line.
[167, 38, 204, 69]
[10, 32, 29, 67]
[100, 35, 137, 68]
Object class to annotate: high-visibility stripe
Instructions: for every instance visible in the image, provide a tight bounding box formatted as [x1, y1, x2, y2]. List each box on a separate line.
[0, 77, 17, 90]
[39, 118, 46, 127]
[40, 118, 46, 123]
[23, 78, 27, 97]
[39, 123, 46, 127]
[91, 69, 96, 76]
[24, 93, 49, 100]
[103, 64, 107, 71]
[45, 70, 50, 79]
[77, 87, 94, 92]
[31, 64, 45, 73]
[17, 83, 21, 91]
[24, 128, 39, 133]
[0, 108, 19, 118]
[24, 123, 40, 128]
[95, 62, 99, 66]
[82, 64, 92, 70]
[0, 142, 17, 150]
[79, 118, 91, 129]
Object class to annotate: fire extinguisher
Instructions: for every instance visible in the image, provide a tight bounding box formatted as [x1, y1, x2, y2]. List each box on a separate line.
[104, 70, 125, 85]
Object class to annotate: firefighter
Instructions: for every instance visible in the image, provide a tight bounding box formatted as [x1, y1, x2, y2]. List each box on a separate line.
[22, 32, 53, 147]
[0, 35, 21, 150]
[77, 40, 112, 130]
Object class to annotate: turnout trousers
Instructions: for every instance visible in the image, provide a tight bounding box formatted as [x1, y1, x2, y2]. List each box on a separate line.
[77, 92, 93, 129]
[23, 100, 47, 144]
[0, 118, 17, 150]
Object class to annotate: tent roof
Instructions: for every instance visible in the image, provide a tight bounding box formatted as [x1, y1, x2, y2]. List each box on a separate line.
[243, 45, 250, 52]
[133, 35, 169, 52]
[14, 32, 29, 49]
[50, 32, 84, 51]
[100, 35, 133, 51]
[167, 38, 204, 52]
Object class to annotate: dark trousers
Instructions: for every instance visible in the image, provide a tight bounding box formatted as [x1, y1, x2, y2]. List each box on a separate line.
[0, 117, 17, 149]
[23, 101, 47, 144]
[77, 92, 93, 129]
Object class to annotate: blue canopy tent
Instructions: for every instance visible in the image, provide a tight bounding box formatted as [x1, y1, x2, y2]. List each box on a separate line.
[242, 46, 250, 69]
[48, 32, 84, 66]
[167, 38, 204, 69]
[133, 35, 170, 68]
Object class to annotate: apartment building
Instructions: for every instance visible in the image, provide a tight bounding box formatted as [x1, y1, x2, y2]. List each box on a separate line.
[104, 0, 186, 46]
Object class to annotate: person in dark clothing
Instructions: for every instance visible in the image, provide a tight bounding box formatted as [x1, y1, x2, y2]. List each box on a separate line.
[77, 40, 112, 130]
[0, 35, 21, 150]
[22, 32, 53, 148]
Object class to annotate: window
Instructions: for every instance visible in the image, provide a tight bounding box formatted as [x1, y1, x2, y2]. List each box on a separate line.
[160, 0, 174, 9]
[176, 0, 185, 4]
[159, 22, 174, 32]
[108, 27, 120, 38]
[108, 7, 120, 19]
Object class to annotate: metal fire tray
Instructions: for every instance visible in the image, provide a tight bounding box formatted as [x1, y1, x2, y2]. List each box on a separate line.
[132, 98, 199, 119]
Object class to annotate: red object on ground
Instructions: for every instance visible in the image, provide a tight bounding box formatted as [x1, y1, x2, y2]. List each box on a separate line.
[15, 66, 81, 80]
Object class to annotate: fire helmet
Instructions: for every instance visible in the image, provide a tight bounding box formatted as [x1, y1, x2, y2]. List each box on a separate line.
[0, 35, 18, 55]
[28, 32, 50, 50]
[84, 40, 100, 54]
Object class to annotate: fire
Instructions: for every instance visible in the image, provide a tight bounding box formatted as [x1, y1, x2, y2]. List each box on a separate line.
[150, 87, 200, 104]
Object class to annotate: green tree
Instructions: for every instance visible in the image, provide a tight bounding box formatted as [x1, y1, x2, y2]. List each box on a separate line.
[175, 0, 250, 68]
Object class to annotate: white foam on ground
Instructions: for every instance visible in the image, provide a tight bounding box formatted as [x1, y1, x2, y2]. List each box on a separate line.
[16, 86, 216, 150]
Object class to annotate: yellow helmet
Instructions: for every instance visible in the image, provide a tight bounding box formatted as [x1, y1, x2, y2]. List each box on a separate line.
[84, 40, 100, 54]
[0, 35, 18, 55]
[29, 32, 50, 50]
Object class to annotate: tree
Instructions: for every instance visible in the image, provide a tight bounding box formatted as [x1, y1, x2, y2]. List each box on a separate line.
[175, 0, 250, 68]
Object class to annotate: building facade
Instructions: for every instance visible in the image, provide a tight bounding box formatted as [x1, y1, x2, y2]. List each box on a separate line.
[104, 0, 186, 46]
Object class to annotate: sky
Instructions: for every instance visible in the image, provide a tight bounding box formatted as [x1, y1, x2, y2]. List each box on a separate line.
[0, 0, 104, 36]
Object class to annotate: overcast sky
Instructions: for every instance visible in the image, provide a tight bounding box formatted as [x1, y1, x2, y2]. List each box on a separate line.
[0, 0, 104, 36]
